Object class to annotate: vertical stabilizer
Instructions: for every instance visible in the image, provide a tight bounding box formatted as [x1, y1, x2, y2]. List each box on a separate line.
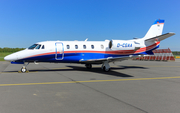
[143, 19, 164, 40]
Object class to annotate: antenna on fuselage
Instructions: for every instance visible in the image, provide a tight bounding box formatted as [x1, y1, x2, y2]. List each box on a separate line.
[85, 38, 88, 41]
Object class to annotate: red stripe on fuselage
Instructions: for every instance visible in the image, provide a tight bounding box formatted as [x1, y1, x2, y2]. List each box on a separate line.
[134, 42, 160, 53]
[24, 52, 57, 59]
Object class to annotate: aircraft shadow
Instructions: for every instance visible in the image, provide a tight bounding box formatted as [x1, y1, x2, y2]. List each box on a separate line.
[65, 66, 133, 77]
[115, 65, 148, 70]
[2, 65, 148, 78]
[64, 65, 148, 77]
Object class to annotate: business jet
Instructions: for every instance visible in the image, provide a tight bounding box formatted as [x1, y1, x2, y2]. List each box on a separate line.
[4, 19, 175, 72]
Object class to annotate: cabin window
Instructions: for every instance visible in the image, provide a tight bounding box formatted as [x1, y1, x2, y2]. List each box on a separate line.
[67, 45, 70, 49]
[42, 45, 45, 49]
[35, 45, 41, 49]
[28, 44, 38, 49]
[75, 45, 78, 49]
[101, 45, 104, 49]
[91, 45, 94, 49]
[83, 45, 86, 49]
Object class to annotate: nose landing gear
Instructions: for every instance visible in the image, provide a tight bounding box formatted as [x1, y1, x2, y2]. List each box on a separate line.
[19, 63, 29, 73]
[20, 66, 28, 73]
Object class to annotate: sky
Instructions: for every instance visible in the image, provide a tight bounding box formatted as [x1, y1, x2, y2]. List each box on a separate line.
[0, 0, 179, 51]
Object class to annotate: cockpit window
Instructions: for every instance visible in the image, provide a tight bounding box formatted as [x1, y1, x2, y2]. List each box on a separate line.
[42, 45, 45, 49]
[35, 45, 41, 49]
[28, 44, 38, 49]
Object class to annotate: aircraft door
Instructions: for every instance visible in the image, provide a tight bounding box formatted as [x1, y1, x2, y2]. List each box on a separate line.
[55, 42, 64, 60]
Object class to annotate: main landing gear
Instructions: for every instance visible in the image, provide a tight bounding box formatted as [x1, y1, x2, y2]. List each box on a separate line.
[85, 64, 92, 69]
[85, 61, 111, 72]
[19, 63, 29, 73]
[101, 61, 110, 72]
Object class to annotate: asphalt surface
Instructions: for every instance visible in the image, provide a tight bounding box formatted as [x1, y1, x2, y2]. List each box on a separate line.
[0, 60, 180, 113]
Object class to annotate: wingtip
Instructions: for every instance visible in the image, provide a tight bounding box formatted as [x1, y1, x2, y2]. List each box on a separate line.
[169, 32, 175, 35]
[168, 32, 176, 36]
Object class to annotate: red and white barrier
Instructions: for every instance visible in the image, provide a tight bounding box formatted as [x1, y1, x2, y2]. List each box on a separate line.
[133, 48, 175, 61]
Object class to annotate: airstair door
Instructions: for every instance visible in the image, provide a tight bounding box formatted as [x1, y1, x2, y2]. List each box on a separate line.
[55, 42, 64, 60]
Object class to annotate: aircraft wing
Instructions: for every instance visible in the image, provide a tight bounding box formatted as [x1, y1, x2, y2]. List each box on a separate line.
[79, 55, 138, 64]
[145, 32, 175, 42]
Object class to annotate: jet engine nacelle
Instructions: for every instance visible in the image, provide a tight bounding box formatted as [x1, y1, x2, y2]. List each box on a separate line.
[109, 40, 136, 50]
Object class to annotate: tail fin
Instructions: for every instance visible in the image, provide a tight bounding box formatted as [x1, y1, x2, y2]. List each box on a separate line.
[143, 19, 164, 40]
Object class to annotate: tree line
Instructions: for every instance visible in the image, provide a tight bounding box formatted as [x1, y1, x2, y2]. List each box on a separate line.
[0, 48, 25, 53]
[172, 51, 180, 55]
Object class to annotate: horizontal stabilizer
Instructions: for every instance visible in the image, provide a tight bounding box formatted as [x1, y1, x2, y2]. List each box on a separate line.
[145, 32, 175, 42]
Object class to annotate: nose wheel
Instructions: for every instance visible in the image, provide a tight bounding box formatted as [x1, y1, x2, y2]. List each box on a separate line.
[21, 66, 28, 73]
[19, 63, 29, 73]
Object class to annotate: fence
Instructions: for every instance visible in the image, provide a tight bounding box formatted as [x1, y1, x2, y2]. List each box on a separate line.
[133, 48, 175, 61]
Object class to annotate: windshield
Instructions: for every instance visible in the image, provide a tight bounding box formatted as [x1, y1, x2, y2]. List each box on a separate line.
[35, 45, 41, 49]
[28, 44, 38, 49]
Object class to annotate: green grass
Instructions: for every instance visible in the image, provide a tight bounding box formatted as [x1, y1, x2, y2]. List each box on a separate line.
[173, 55, 180, 59]
[0, 52, 13, 61]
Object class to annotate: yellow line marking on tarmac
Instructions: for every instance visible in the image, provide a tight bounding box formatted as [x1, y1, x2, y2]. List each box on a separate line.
[0, 76, 180, 86]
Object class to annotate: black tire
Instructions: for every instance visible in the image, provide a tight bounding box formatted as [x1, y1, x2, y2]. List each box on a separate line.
[21, 67, 27, 73]
[103, 66, 110, 72]
[85, 64, 92, 69]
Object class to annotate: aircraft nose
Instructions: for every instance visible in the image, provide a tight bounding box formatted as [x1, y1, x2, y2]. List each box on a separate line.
[4, 55, 12, 61]
[4, 54, 18, 61]
[4, 56, 8, 61]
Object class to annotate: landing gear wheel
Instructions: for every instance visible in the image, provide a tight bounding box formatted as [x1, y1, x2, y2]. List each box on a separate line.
[21, 67, 27, 73]
[85, 64, 92, 69]
[103, 66, 110, 72]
